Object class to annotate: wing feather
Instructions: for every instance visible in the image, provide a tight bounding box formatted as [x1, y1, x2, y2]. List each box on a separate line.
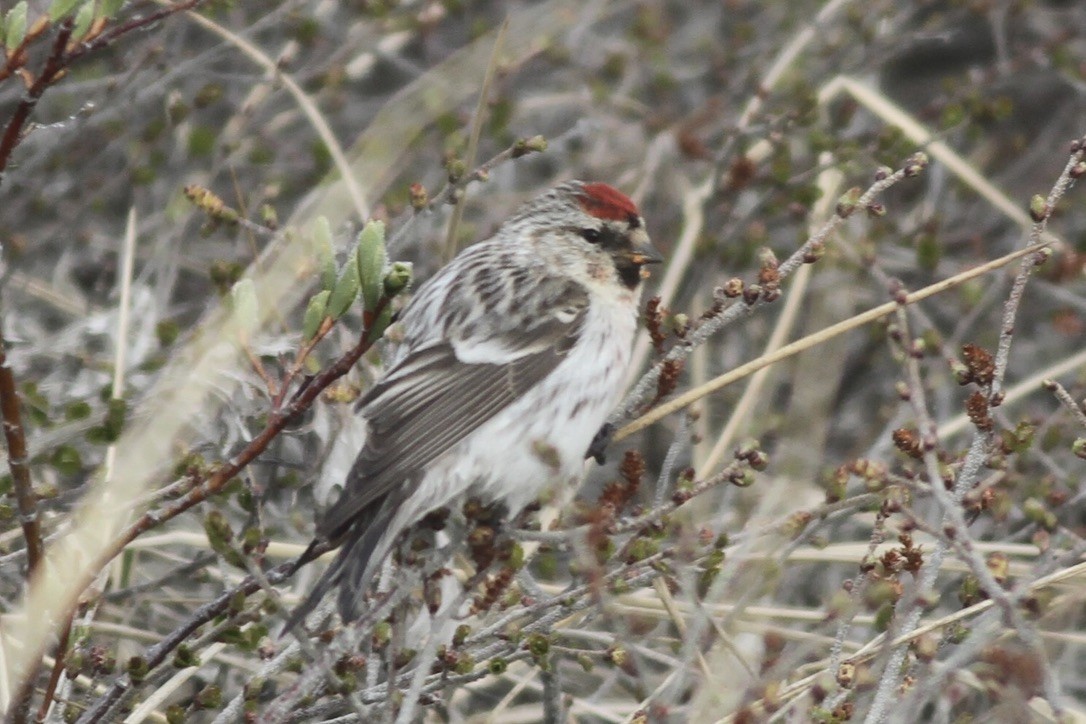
[317, 275, 588, 540]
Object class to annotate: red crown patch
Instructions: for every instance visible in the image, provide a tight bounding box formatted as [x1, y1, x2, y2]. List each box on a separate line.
[578, 183, 640, 222]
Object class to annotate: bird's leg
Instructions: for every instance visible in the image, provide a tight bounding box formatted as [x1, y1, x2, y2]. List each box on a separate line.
[586, 422, 616, 465]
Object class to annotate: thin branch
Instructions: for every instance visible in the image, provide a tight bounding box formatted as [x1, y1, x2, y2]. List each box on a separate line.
[103, 298, 389, 572]
[613, 155, 922, 429]
[990, 145, 1086, 401]
[0, 320, 42, 577]
[76, 560, 303, 724]
[698, 153, 843, 475]
[25, 296, 388, 718]
[616, 235, 1050, 443]
[1044, 379, 1086, 430]
[0, 20, 75, 191]
[386, 136, 548, 253]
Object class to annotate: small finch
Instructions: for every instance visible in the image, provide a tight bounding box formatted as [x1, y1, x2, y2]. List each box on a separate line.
[288, 180, 661, 627]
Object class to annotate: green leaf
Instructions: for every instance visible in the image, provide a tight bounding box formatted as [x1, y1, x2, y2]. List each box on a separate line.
[230, 278, 259, 336]
[302, 289, 330, 341]
[50, 445, 83, 476]
[5, 2, 28, 51]
[49, 0, 81, 21]
[99, 0, 124, 18]
[325, 248, 360, 320]
[354, 220, 387, 312]
[311, 216, 337, 291]
[71, 0, 93, 39]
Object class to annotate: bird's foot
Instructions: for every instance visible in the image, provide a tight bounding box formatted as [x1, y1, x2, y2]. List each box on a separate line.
[586, 422, 615, 465]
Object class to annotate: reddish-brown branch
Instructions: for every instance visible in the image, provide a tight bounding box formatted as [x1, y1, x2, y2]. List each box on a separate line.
[0, 323, 44, 723]
[62, 0, 209, 66]
[10, 304, 387, 720]
[243, 342, 280, 398]
[272, 315, 336, 410]
[108, 299, 387, 573]
[1, 1, 212, 192]
[0, 20, 73, 189]
[0, 357, 48, 717]
[35, 612, 73, 722]
[0, 328, 42, 576]
[1, 4, 223, 719]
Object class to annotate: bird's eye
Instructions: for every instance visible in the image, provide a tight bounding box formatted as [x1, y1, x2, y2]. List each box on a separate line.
[580, 228, 601, 243]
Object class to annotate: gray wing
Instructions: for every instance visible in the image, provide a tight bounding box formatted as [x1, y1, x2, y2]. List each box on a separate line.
[317, 273, 589, 540]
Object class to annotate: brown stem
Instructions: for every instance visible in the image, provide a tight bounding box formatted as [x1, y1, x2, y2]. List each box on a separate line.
[243, 342, 279, 398]
[0, 263, 47, 724]
[8, 295, 387, 721]
[1, 1, 213, 192]
[61, 0, 210, 66]
[0, 314, 44, 724]
[107, 298, 388, 574]
[34, 613, 73, 723]
[0, 20, 73, 191]
[0, 330, 42, 575]
[0, 4, 217, 720]
[272, 315, 335, 411]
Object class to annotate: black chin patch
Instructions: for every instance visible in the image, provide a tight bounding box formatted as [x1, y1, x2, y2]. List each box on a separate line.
[586, 224, 642, 289]
[614, 257, 642, 289]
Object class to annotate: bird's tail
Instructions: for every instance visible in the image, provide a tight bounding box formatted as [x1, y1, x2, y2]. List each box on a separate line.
[281, 502, 398, 634]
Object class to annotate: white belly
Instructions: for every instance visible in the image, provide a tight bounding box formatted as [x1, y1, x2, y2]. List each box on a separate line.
[391, 296, 636, 529]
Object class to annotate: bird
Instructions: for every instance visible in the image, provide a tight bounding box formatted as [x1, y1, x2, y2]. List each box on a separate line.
[286, 180, 662, 629]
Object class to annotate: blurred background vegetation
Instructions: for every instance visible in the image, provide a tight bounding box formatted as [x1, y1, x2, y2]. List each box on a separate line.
[1, 0, 1085, 721]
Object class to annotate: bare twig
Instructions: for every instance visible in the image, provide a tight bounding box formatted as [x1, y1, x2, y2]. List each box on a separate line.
[613, 155, 923, 430]
[1044, 379, 1086, 430]
[0, 20, 75, 192]
[860, 137, 1086, 722]
[76, 559, 303, 724]
[616, 235, 1049, 443]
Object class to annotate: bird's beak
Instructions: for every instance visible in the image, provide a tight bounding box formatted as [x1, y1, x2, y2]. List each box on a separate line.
[624, 230, 664, 266]
[628, 246, 664, 266]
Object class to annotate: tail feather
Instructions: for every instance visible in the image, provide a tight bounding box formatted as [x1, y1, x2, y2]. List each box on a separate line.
[335, 516, 396, 622]
[282, 497, 400, 634]
[280, 538, 351, 635]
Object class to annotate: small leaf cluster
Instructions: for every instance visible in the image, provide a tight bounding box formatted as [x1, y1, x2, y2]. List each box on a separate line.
[1, 0, 122, 57]
[302, 217, 413, 341]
